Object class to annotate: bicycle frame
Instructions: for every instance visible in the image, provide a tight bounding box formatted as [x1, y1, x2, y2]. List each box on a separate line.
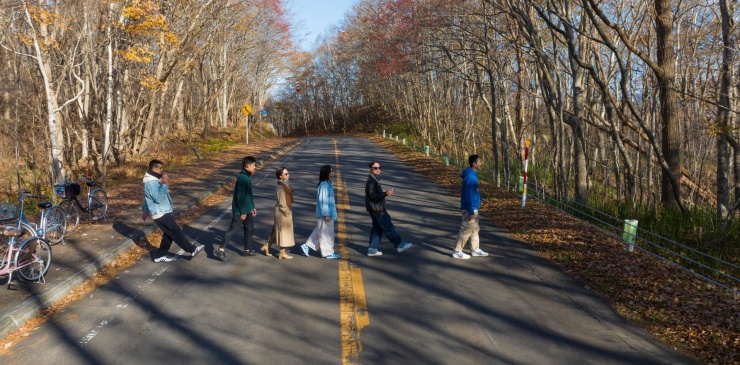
[0, 210, 51, 288]
[0, 193, 38, 240]
[18, 194, 59, 236]
[18, 194, 66, 245]
[58, 176, 108, 232]
[0, 235, 45, 287]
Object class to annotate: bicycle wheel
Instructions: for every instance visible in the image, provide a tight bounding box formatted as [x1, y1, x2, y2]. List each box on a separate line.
[43, 206, 67, 244]
[0, 221, 35, 272]
[89, 189, 108, 221]
[16, 237, 52, 282]
[59, 200, 81, 232]
[0, 241, 9, 271]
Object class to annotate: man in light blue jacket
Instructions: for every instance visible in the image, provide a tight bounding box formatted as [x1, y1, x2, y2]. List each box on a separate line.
[452, 154, 489, 259]
[142, 159, 204, 262]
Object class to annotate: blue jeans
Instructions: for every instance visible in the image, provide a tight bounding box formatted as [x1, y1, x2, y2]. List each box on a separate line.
[368, 212, 401, 252]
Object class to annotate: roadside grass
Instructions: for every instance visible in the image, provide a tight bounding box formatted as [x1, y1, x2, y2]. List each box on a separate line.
[367, 133, 739, 365]
[0, 130, 296, 353]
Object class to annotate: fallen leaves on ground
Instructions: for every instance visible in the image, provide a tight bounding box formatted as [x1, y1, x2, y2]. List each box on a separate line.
[369, 134, 739, 365]
[0, 137, 297, 354]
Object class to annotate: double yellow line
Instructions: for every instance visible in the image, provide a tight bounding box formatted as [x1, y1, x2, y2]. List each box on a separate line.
[333, 139, 369, 365]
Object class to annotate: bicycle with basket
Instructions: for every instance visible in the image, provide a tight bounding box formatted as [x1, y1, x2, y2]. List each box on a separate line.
[0, 200, 52, 288]
[56, 177, 108, 232]
[16, 192, 67, 245]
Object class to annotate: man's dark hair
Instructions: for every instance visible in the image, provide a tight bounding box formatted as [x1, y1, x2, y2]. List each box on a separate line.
[319, 165, 333, 185]
[275, 167, 287, 179]
[468, 154, 480, 167]
[368, 161, 380, 168]
[148, 159, 164, 170]
[242, 156, 257, 169]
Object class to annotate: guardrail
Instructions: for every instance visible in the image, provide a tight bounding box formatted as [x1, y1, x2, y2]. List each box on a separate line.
[380, 132, 740, 295]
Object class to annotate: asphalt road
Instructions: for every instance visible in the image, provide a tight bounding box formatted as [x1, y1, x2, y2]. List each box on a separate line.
[0, 136, 693, 365]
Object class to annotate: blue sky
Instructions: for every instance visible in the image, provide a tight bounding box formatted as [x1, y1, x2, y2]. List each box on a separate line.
[291, 0, 358, 51]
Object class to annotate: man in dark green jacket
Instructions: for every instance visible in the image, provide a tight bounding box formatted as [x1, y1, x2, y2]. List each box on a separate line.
[215, 156, 258, 261]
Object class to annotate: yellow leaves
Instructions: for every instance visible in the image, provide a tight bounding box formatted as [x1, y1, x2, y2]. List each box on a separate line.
[119, 46, 154, 63]
[26, 5, 61, 28]
[141, 76, 163, 90]
[119, 1, 177, 47]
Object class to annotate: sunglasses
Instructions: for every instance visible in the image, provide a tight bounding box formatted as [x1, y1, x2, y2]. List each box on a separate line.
[372, 166, 382, 170]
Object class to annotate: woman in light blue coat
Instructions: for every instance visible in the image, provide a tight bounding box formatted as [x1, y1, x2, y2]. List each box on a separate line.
[301, 165, 339, 259]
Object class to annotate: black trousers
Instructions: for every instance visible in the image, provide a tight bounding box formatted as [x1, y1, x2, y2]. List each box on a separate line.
[153, 213, 197, 255]
[220, 213, 254, 251]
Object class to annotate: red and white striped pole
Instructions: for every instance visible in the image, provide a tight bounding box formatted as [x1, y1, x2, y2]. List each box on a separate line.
[521, 140, 530, 207]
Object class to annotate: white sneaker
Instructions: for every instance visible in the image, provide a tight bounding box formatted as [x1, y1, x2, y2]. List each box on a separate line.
[396, 243, 413, 253]
[451, 251, 471, 259]
[367, 251, 383, 257]
[153, 255, 174, 263]
[471, 250, 489, 257]
[191, 244, 205, 257]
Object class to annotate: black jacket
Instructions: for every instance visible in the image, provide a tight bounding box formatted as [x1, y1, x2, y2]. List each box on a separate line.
[365, 174, 387, 214]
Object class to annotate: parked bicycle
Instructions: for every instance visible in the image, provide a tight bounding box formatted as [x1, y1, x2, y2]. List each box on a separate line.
[17, 192, 67, 245]
[56, 176, 108, 232]
[0, 216, 52, 288]
[0, 197, 38, 247]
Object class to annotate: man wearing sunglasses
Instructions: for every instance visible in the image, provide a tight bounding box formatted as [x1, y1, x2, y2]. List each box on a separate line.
[364, 161, 413, 256]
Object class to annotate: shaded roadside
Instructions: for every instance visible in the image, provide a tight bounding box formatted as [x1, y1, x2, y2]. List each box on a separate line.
[0, 138, 300, 341]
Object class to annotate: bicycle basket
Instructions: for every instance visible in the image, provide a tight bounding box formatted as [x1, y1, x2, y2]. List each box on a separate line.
[54, 183, 80, 199]
[0, 202, 18, 221]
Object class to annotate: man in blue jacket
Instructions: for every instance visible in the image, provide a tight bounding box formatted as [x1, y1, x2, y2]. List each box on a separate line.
[452, 154, 489, 259]
[142, 159, 204, 262]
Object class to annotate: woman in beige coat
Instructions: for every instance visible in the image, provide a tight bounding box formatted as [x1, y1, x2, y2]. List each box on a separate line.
[263, 167, 295, 259]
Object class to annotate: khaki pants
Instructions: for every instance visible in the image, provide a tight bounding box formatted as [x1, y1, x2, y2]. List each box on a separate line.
[454, 210, 480, 253]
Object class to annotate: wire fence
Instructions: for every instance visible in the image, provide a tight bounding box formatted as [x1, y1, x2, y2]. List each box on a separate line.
[380, 133, 740, 296]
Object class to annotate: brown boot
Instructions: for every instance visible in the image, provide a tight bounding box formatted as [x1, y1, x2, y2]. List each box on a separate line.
[278, 248, 293, 260]
[261, 243, 271, 256]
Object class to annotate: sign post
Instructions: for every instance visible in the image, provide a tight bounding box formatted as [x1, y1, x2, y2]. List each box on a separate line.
[241, 103, 252, 144]
[258, 105, 264, 140]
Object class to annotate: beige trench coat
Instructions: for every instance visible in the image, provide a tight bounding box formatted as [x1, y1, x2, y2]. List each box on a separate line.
[268, 181, 295, 247]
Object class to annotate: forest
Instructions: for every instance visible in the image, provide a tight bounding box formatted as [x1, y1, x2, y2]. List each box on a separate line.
[0, 0, 292, 191]
[279, 0, 739, 221]
[1, 0, 739, 237]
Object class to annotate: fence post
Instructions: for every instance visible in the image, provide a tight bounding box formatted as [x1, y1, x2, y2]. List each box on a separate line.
[517, 176, 524, 193]
[443, 154, 449, 166]
[424, 146, 430, 156]
[383, 130, 386, 138]
[622, 219, 638, 252]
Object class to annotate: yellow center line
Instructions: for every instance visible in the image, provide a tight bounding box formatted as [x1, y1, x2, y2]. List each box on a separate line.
[333, 139, 369, 364]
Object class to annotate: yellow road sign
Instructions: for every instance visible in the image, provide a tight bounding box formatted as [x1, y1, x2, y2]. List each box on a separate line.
[241, 103, 252, 116]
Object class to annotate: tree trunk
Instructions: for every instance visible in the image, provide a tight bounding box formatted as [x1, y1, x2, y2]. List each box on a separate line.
[716, 0, 736, 218]
[655, 0, 682, 210]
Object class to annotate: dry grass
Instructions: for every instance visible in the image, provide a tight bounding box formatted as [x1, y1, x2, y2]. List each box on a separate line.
[0, 135, 297, 353]
[367, 133, 739, 365]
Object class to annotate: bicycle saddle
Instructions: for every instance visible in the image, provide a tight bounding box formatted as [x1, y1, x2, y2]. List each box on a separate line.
[2, 228, 23, 237]
[38, 202, 52, 209]
[86, 181, 97, 187]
